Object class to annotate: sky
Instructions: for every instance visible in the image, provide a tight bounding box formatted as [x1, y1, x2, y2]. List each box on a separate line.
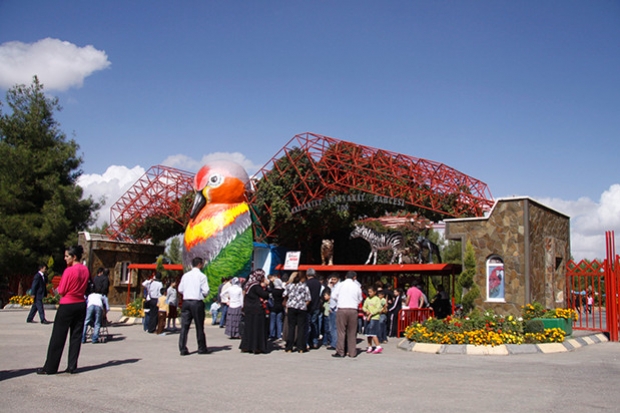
[0, 1, 619, 260]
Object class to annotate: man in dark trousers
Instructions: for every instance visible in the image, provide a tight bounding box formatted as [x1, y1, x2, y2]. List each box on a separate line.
[147, 273, 163, 333]
[178, 257, 210, 356]
[305, 268, 323, 349]
[26, 264, 50, 324]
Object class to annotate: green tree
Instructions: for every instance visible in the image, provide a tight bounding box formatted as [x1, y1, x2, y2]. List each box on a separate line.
[458, 240, 480, 314]
[442, 240, 462, 264]
[165, 236, 183, 264]
[88, 221, 109, 234]
[0, 77, 98, 283]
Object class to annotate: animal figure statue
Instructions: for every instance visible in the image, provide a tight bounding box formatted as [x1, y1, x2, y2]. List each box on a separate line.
[416, 236, 442, 264]
[321, 239, 334, 265]
[400, 247, 420, 264]
[350, 225, 404, 265]
[183, 160, 253, 300]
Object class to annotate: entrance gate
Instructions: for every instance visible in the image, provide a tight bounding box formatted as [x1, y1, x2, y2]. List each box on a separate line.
[566, 231, 620, 341]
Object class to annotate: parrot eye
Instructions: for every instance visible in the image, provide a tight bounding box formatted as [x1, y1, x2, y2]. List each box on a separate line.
[208, 173, 224, 187]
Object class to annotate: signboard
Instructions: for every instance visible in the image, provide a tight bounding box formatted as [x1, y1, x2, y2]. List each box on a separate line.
[283, 251, 301, 270]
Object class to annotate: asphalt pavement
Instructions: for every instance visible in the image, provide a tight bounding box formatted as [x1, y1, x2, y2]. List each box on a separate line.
[1, 308, 620, 413]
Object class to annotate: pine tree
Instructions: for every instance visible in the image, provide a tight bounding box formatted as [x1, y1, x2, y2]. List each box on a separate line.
[0, 77, 98, 283]
[458, 240, 480, 314]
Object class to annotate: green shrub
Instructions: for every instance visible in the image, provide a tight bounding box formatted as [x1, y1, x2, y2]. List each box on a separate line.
[42, 294, 60, 305]
[123, 297, 145, 317]
[524, 319, 545, 334]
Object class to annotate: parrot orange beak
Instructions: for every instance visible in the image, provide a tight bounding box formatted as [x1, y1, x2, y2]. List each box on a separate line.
[189, 191, 206, 219]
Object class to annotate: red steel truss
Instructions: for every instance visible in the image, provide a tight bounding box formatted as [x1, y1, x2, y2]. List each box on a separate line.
[106, 165, 194, 242]
[250, 132, 494, 241]
[105, 133, 493, 243]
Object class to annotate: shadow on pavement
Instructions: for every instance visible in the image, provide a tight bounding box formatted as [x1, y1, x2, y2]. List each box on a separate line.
[75, 358, 141, 374]
[0, 358, 138, 380]
[0, 368, 39, 382]
[104, 334, 126, 342]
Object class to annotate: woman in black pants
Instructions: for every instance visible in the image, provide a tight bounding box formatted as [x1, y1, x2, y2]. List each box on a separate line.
[38, 245, 91, 375]
[283, 272, 311, 353]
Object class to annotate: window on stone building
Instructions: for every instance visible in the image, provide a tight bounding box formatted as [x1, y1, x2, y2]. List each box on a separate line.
[120, 261, 131, 284]
[486, 256, 505, 302]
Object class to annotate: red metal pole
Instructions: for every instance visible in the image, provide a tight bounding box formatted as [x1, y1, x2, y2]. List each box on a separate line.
[605, 231, 618, 341]
[126, 270, 131, 307]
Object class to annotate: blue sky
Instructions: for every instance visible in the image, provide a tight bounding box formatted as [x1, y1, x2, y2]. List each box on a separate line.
[1, 1, 619, 259]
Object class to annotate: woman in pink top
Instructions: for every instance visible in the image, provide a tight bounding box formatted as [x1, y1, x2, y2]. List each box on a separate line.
[38, 245, 90, 375]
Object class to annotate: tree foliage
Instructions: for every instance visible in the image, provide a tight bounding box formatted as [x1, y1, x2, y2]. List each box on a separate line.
[88, 221, 109, 234]
[442, 240, 462, 265]
[126, 192, 192, 244]
[458, 240, 480, 314]
[0, 77, 98, 278]
[165, 236, 182, 264]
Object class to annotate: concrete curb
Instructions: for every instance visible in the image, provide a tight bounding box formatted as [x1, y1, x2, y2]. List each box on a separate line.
[117, 316, 142, 325]
[397, 333, 609, 355]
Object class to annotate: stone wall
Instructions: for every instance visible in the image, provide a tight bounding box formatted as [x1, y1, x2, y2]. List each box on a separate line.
[445, 197, 570, 316]
[528, 202, 570, 308]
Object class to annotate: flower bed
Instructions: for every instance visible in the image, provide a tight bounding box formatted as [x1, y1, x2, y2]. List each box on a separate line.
[122, 297, 145, 317]
[404, 303, 577, 346]
[8, 295, 34, 306]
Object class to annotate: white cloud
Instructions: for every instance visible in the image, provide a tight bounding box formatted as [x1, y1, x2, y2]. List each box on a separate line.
[162, 152, 262, 174]
[538, 183, 620, 261]
[78, 165, 145, 226]
[0, 38, 110, 91]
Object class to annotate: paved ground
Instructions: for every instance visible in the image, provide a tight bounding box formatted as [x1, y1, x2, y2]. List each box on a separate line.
[2, 308, 620, 413]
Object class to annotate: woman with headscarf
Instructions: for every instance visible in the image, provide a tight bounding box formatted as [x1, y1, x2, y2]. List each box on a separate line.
[239, 269, 270, 354]
[224, 277, 243, 339]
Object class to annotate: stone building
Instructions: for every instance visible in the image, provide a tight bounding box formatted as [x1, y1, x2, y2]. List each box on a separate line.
[444, 197, 570, 316]
[78, 232, 165, 305]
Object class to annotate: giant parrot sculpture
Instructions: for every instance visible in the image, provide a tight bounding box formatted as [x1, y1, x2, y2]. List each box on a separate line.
[182, 160, 253, 301]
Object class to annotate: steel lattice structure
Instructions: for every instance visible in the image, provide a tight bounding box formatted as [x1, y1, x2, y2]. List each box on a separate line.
[249, 132, 494, 241]
[105, 133, 493, 243]
[106, 165, 194, 242]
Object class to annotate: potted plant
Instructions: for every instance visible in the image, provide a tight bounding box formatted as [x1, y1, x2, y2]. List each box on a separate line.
[522, 302, 577, 336]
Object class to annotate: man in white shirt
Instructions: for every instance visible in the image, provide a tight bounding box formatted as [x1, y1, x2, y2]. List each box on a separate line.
[81, 292, 109, 344]
[178, 257, 210, 356]
[331, 271, 362, 358]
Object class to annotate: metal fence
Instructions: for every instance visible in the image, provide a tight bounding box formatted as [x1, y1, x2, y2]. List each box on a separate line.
[566, 231, 619, 341]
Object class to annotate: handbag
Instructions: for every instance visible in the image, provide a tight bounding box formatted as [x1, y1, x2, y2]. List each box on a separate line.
[238, 315, 245, 338]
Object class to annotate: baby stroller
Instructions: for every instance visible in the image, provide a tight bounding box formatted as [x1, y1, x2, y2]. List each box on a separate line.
[83, 313, 110, 343]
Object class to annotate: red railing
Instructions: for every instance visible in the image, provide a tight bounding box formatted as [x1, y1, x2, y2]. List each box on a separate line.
[566, 231, 620, 341]
[605, 231, 619, 341]
[397, 308, 434, 337]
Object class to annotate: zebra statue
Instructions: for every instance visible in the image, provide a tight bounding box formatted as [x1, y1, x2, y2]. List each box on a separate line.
[416, 236, 442, 264]
[350, 225, 405, 265]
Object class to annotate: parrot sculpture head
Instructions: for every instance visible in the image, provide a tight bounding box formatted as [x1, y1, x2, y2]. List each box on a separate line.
[188, 160, 251, 222]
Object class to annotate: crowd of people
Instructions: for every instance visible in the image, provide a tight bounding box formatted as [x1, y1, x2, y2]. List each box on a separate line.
[33, 255, 452, 374]
[145, 264, 457, 358]
[200, 268, 447, 358]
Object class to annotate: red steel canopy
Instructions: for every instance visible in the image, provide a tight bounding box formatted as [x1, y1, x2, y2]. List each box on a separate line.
[127, 264, 184, 271]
